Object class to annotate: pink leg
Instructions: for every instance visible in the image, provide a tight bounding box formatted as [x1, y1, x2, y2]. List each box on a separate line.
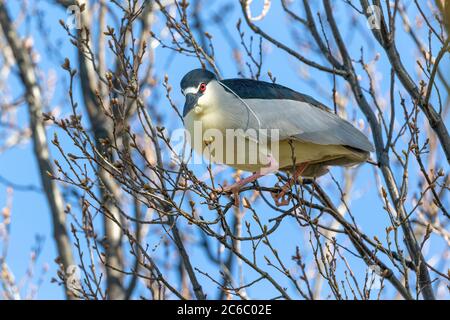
[221, 172, 263, 206]
[222, 171, 265, 193]
[221, 155, 278, 206]
[271, 162, 309, 206]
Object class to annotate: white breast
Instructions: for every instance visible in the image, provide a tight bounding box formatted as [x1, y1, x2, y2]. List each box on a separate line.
[184, 81, 272, 171]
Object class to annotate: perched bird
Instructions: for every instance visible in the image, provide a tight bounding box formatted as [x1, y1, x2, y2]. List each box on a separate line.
[180, 68, 374, 205]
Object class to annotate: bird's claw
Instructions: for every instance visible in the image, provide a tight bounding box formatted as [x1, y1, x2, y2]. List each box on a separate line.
[218, 186, 240, 206]
[271, 190, 291, 206]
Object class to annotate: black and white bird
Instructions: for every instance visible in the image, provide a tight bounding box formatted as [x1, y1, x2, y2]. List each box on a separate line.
[180, 68, 374, 205]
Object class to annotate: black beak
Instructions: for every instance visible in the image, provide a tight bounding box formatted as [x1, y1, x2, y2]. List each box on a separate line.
[183, 93, 199, 117]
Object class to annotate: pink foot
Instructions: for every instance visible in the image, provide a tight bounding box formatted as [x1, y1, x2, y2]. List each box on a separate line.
[270, 189, 291, 206]
[270, 162, 309, 207]
[220, 184, 239, 206]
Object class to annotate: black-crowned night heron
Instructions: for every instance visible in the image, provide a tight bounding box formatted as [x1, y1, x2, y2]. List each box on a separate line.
[180, 68, 374, 205]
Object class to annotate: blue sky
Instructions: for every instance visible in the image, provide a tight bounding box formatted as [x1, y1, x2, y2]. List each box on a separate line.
[0, 0, 448, 299]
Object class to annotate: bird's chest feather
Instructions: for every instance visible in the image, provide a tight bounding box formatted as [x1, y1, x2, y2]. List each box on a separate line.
[185, 83, 244, 137]
[183, 86, 270, 170]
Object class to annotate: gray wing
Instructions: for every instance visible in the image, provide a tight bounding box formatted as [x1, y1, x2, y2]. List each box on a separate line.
[249, 99, 374, 152]
[219, 79, 374, 152]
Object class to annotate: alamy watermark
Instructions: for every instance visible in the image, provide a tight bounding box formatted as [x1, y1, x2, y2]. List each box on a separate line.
[366, 5, 381, 30]
[66, 264, 82, 295]
[366, 264, 383, 290]
[66, 5, 82, 30]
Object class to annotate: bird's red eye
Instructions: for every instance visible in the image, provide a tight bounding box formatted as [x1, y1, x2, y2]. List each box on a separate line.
[199, 83, 206, 93]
